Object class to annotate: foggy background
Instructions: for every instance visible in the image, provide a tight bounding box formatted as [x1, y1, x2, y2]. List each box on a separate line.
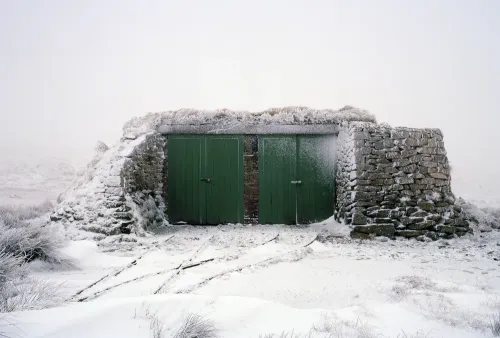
[1, 0, 498, 203]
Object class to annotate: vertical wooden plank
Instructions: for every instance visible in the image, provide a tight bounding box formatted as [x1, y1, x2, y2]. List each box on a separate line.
[205, 135, 244, 224]
[258, 136, 297, 224]
[167, 135, 203, 224]
[297, 135, 336, 223]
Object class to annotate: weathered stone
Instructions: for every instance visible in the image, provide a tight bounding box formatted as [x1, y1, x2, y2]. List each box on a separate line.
[408, 220, 436, 230]
[411, 210, 429, 218]
[352, 213, 368, 225]
[418, 201, 435, 211]
[435, 179, 450, 187]
[353, 224, 395, 237]
[375, 218, 393, 224]
[429, 172, 448, 179]
[395, 230, 426, 238]
[425, 232, 439, 241]
[386, 151, 401, 159]
[395, 177, 414, 184]
[401, 149, 418, 158]
[421, 161, 438, 168]
[401, 190, 415, 196]
[353, 132, 370, 140]
[404, 138, 428, 147]
[350, 231, 372, 240]
[436, 225, 456, 234]
[377, 209, 391, 218]
[427, 214, 442, 222]
[454, 218, 470, 227]
[401, 164, 417, 174]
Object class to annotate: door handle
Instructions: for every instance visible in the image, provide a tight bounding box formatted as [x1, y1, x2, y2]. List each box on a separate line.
[200, 178, 212, 182]
[291, 180, 301, 184]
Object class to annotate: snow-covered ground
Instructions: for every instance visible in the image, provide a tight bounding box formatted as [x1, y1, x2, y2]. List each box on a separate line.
[2, 220, 500, 338]
[0, 157, 77, 206]
[1, 153, 499, 337]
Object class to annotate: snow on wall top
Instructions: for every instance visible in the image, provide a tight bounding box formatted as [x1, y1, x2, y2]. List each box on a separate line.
[122, 106, 376, 139]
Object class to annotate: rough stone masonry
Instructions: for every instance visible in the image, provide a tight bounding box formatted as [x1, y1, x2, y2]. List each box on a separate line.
[335, 122, 471, 240]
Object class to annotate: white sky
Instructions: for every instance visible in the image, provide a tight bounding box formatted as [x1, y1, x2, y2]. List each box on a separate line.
[1, 0, 499, 198]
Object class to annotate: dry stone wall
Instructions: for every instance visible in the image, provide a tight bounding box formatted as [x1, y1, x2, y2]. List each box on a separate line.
[121, 133, 167, 232]
[336, 123, 471, 240]
[50, 132, 167, 237]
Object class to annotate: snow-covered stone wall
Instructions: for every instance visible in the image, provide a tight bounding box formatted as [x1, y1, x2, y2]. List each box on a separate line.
[336, 123, 471, 240]
[51, 132, 167, 237]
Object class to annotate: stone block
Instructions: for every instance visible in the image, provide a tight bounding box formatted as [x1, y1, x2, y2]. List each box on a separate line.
[408, 220, 436, 230]
[395, 177, 414, 184]
[386, 151, 401, 159]
[404, 138, 428, 147]
[401, 149, 418, 158]
[352, 213, 368, 225]
[395, 230, 426, 238]
[421, 161, 438, 168]
[430, 172, 448, 179]
[436, 225, 456, 234]
[401, 164, 417, 174]
[353, 224, 395, 237]
[350, 231, 372, 240]
[411, 210, 429, 217]
[418, 201, 435, 211]
[390, 184, 404, 191]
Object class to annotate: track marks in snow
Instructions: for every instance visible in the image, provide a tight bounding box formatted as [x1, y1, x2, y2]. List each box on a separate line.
[168, 233, 317, 295]
[153, 235, 214, 294]
[72, 230, 316, 302]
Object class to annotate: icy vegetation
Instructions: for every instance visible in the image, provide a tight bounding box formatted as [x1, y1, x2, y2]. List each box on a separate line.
[457, 197, 500, 231]
[0, 201, 66, 314]
[123, 106, 377, 138]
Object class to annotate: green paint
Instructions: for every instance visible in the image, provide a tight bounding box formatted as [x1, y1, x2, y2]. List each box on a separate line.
[259, 135, 335, 224]
[168, 135, 244, 225]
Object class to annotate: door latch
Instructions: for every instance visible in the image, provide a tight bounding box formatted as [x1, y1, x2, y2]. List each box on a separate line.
[291, 180, 302, 184]
[200, 178, 212, 182]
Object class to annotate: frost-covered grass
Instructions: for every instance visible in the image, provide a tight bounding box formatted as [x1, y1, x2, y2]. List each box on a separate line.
[457, 197, 500, 229]
[173, 313, 218, 338]
[0, 200, 65, 263]
[0, 200, 66, 313]
[491, 312, 500, 337]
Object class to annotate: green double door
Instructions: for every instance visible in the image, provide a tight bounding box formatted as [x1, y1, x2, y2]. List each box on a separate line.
[168, 135, 244, 225]
[259, 135, 335, 224]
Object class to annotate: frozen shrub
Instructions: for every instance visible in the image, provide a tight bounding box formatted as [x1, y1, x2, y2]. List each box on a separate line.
[491, 312, 500, 337]
[457, 198, 500, 229]
[0, 202, 67, 312]
[0, 278, 63, 312]
[173, 313, 218, 338]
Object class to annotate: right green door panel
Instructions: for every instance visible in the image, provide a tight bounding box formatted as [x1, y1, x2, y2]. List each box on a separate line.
[297, 135, 336, 223]
[258, 135, 335, 224]
[258, 136, 297, 224]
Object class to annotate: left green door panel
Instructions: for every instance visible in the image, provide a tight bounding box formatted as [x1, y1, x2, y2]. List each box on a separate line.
[168, 135, 244, 225]
[168, 136, 205, 224]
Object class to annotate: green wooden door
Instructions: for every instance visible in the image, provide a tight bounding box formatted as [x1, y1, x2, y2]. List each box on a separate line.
[258, 135, 335, 225]
[297, 135, 335, 223]
[168, 136, 205, 224]
[168, 135, 243, 225]
[205, 136, 244, 224]
[258, 136, 297, 224]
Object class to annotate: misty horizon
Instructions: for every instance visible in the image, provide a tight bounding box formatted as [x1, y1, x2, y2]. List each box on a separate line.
[1, 0, 499, 200]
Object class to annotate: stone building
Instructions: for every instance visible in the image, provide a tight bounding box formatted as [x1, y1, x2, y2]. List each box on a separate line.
[52, 106, 470, 240]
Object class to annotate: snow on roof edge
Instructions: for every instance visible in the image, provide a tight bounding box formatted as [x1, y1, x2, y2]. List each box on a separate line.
[122, 106, 377, 139]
